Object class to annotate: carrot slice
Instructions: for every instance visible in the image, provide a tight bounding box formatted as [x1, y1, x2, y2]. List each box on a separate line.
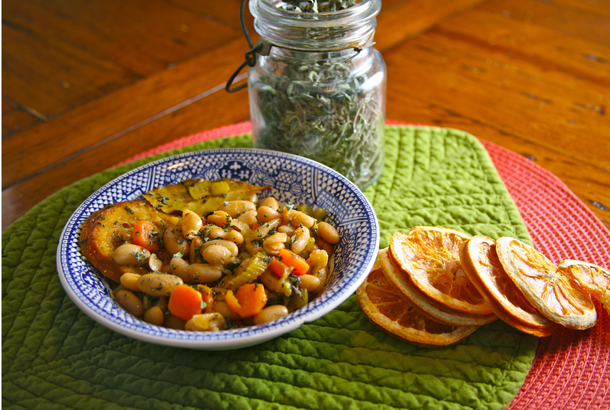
[270, 258, 292, 279]
[133, 220, 160, 252]
[226, 283, 268, 318]
[279, 248, 310, 276]
[198, 285, 215, 313]
[168, 284, 203, 321]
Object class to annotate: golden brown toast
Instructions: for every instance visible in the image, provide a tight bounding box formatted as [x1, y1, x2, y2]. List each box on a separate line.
[80, 199, 180, 283]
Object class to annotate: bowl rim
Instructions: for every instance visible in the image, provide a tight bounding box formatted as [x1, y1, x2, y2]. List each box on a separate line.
[57, 147, 380, 350]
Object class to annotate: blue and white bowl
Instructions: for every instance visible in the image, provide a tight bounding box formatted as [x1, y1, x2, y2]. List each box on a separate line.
[57, 148, 380, 350]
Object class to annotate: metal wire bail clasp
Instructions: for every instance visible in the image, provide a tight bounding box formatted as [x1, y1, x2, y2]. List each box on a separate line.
[226, 39, 272, 93]
[225, 0, 272, 92]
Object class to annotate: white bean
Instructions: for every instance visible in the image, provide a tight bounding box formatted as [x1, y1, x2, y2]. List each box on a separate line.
[113, 244, 150, 265]
[219, 201, 256, 218]
[259, 270, 292, 296]
[237, 210, 258, 227]
[224, 230, 244, 245]
[189, 236, 205, 264]
[318, 221, 340, 244]
[164, 226, 189, 255]
[202, 245, 233, 265]
[168, 257, 190, 281]
[119, 272, 141, 291]
[278, 225, 295, 234]
[207, 210, 232, 227]
[148, 253, 163, 272]
[314, 236, 334, 255]
[187, 264, 223, 283]
[299, 274, 321, 292]
[144, 306, 165, 326]
[116, 290, 144, 317]
[291, 226, 310, 254]
[253, 305, 289, 325]
[263, 232, 288, 255]
[181, 209, 203, 239]
[283, 209, 315, 228]
[137, 273, 184, 296]
[257, 206, 281, 222]
[258, 197, 279, 210]
[307, 250, 329, 293]
[213, 301, 241, 321]
[201, 239, 239, 257]
[202, 225, 226, 240]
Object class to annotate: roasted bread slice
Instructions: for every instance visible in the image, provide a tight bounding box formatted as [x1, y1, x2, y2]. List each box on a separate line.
[80, 200, 180, 282]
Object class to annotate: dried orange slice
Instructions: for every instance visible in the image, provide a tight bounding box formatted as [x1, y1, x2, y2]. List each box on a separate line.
[389, 227, 493, 316]
[461, 235, 557, 337]
[356, 260, 479, 347]
[496, 237, 596, 330]
[380, 249, 497, 327]
[559, 260, 610, 315]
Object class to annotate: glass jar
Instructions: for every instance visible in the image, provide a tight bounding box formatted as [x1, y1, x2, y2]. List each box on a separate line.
[247, 0, 386, 190]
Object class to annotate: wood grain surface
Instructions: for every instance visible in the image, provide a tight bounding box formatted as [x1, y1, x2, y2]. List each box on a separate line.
[3, 0, 610, 230]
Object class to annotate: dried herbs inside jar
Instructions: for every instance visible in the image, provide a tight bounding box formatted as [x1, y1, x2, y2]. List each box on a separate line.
[248, 0, 386, 189]
[278, 0, 357, 13]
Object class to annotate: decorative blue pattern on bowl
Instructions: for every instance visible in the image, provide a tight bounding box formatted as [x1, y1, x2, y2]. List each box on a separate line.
[57, 148, 380, 350]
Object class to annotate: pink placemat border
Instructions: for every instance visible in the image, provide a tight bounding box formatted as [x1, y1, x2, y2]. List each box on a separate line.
[118, 121, 610, 410]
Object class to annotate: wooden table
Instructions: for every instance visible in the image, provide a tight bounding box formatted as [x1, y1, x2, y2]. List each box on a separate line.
[3, 0, 610, 231]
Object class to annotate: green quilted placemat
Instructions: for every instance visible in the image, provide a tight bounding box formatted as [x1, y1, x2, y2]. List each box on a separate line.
[3, 125, 536, 410]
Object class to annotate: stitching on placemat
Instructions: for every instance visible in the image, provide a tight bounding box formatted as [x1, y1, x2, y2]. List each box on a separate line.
[188, 356, 478, 410]
[41, 324, 521, 384]
[45, 293, 82, 364]
[260, 335, 520, 374]
[5, 194, 65, 376]
[9, 359, 424, 410]
[272, 332, 523, 373]
[251, 344, 518, 403]
[375, 191, 512, 204]
[381, 126, 410, 208]
[465, 136, 520, 239]
[478, 331, 524, 409]
[10, 371, 251, 410]
[292, 320, 523, 350]
[19, 334, 499, 410]
[1, 394, 34, 410]
[30, 196, 79, 368]
[10, 376, 90, 410]
[39, 296, 526, 379]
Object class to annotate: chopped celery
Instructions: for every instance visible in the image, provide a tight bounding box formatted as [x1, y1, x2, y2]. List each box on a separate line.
[219, 252, 270, 291]
[313, 208, 328, 221]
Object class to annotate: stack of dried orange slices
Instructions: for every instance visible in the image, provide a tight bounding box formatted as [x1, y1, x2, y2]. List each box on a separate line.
[357, 226, 497, 347]
[357, 226, 610, 347]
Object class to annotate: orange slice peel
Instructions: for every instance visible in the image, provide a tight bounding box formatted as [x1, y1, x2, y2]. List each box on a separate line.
[496, 237, 597, 330]
[380, 249, 497, 327]
[559, 259, 610, 315]
[356, 259, 479, 347]
[461, 235, 557, 337]
[389, 226, 493, 316]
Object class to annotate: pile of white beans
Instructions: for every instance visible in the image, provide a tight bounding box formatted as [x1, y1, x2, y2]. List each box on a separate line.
[110, 196, 340, 331]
